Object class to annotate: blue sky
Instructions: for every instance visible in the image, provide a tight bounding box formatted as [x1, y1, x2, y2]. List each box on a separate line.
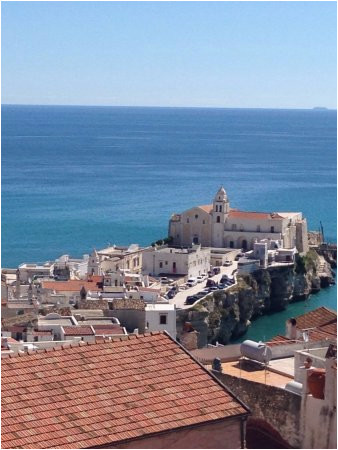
[2, 1, 337, 108]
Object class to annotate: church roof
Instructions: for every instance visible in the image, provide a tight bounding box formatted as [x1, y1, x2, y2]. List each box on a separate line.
[195, 205, 284, 220]
[228, 210, 284, 220]
[197, 204, 213, 213]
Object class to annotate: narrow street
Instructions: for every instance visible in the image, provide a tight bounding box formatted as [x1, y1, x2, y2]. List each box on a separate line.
[169, 261, 238, 309]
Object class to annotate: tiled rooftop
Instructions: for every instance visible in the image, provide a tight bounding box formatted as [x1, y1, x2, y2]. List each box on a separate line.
[1, 332, 248, 449]
[41, 280, 102, 292]
[295, 306, 337, 330]
[92, 325, 125, 336]
[196, 204, 283, 220]
[62, 326, 94, 336]
[267, 307, 337, 347]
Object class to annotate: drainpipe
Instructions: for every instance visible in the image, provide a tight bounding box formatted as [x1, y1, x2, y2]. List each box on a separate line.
[240, 416, 247, 449]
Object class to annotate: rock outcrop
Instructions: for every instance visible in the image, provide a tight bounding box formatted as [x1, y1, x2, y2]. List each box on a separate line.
[177, 249, 335, 348]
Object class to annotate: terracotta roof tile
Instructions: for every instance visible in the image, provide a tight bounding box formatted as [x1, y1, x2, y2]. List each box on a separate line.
[267, 307, 337, 347]
[229, 210, 283, 220]
[62, 326, 94, 336]
[92, 325, 125, 336]
[197, 204, 213, 213]
[295, 306, 337, 329]
[2, 333, 248, 449]
[41, 280, 102, 292]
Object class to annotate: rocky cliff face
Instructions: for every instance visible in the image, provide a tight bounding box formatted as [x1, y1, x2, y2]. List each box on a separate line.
[177, 249, 335, 348]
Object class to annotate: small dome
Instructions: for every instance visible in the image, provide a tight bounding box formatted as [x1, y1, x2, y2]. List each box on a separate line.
[215, 186, 227, 201]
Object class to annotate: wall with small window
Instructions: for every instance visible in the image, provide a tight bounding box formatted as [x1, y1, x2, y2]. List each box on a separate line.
[145, 306, 176, 338]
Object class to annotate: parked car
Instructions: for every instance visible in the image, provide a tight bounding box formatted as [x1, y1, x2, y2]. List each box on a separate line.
[185, 295, 199, 305]
[206, 278, 216, 287]
[223, 260, 233, 266]
[208, 286, 219, 292]
[160, 277, 170, 284]
[212, 267, 221, 275]
[187, 277, 198, 287]
[218, 283, 227, 289]
[199, 288, 210, 295]
[196, 276, 204, 283]
[167, 289, 176, 299]
[220, 275, 229, 283]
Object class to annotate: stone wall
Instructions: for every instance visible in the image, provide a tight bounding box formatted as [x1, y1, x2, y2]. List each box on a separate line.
[212, 371, 301, 449]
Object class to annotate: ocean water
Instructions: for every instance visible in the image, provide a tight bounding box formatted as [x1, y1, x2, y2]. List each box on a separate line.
[2, 105, 336, 340]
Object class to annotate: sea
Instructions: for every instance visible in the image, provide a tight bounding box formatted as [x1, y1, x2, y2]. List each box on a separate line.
[1, 105, 337, 341]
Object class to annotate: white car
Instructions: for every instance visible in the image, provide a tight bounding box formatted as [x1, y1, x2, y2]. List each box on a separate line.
[186, 277, 197, 287]
[196, 276, 204, 283]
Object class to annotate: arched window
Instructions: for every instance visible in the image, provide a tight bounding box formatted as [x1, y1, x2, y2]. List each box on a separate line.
[271, 226, 275, 233]
[219, 205, 222, 212]
[215, 205, 218, 212]
[217, 216, 221, 223]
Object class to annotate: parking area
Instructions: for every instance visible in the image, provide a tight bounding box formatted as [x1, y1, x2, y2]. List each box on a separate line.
[169, 261, 238, 309]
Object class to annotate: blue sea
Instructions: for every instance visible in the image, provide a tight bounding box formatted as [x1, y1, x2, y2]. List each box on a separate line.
[1, 105, 337, 340]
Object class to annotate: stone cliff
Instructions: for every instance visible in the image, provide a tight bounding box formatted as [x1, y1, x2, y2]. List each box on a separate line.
[177, 249, 335, 348]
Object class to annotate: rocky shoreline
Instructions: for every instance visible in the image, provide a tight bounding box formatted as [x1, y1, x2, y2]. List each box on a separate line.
[177, 249, 336, 348]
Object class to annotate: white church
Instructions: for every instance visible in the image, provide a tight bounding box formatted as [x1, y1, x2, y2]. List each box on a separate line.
[169, 187, 309, 253]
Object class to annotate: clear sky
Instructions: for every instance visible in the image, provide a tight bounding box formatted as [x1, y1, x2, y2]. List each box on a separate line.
[2, 1, 337, 108]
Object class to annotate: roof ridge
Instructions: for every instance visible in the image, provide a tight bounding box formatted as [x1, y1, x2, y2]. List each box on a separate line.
[1, 331, 166, 359]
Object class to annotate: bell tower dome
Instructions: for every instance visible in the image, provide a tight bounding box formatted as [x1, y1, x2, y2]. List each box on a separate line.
[212, 186, 230, 216]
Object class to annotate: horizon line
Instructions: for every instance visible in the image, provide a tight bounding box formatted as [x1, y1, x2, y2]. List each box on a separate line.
[2, 103, 336, 111]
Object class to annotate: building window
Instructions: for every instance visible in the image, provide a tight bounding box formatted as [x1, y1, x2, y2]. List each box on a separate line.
[230, 241, 234, 248]
[160, 314, 167, 325]
[219, 205, 222, 212]
[193, 236, 199, 244]
[271, 226, 275, 233]
[257, 225, 261, 232]
[187, 218, 190, 223]
[159, 262, 163, 268]
[195, 214, 198, 219]
[217, 216, 220, 223]
[232, 224, 237, 231]
[203, 220, 205, 224]
[165, 261, 168, 265]
[215, 205, 218, 212]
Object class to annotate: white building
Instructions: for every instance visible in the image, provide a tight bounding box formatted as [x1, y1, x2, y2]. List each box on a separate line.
[142, 244, 210, 278]
[169, 187, 309, 253]
[87, 244, 145, 276]
[18, 262, 54, 283]
[145, 303, 176, 339]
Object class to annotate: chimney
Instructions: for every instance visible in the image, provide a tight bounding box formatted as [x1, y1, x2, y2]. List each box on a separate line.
[286, 318, 297, 340]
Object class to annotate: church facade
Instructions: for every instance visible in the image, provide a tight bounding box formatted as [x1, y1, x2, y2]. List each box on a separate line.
[169, 187, 309, 253]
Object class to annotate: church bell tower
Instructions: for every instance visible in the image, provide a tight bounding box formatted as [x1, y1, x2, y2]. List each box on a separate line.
[211, 186, 229, 247]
